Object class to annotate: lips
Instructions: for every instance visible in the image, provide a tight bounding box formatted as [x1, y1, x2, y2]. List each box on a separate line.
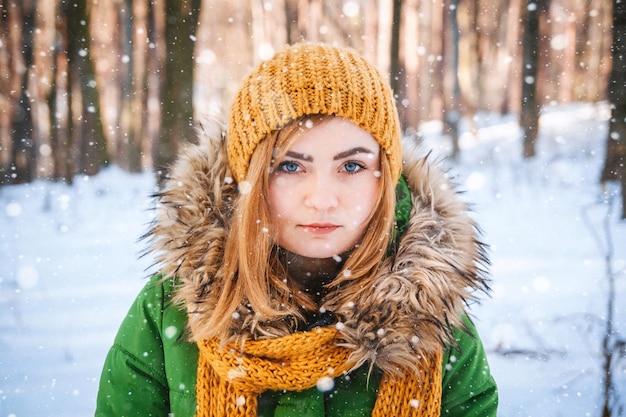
[301, 223, 340, 234]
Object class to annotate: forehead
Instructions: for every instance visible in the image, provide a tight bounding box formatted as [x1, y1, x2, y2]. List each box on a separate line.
[287, 116, 379, 152]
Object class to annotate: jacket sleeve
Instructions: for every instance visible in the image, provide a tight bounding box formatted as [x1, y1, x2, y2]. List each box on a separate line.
[440, 316, 498, 417]
[95, 276, 170, 417]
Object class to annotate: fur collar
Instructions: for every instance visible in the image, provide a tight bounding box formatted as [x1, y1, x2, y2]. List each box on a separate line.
[146, 116, 489, 374]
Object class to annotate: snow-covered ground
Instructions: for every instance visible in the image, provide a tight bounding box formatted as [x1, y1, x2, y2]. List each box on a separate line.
[0, 102, 624, 416]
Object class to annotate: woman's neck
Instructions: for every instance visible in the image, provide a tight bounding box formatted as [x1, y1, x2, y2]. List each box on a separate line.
[278, 248, 346, 303]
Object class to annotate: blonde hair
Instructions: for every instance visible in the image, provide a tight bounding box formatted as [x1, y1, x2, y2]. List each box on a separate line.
[208, 115, 398, 339]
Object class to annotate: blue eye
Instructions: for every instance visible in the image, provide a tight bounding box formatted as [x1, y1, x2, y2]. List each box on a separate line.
[343, 161, 365, 173]
[278, 161, 300, 173]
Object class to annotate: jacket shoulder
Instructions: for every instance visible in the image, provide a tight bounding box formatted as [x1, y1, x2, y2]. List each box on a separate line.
[441, 316, 498, 416]
[96, 275, 198, 417]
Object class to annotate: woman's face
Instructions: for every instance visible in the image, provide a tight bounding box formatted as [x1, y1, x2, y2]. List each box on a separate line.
[268, 117, 381, 259]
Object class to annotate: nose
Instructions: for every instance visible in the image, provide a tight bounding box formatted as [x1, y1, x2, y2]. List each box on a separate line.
[303, 173, 339, 211]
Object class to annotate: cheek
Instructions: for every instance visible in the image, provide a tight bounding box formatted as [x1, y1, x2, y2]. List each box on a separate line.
[343, 184, 379, 228]
[344, 205, 367, 229]
[268, 178, 294, 218]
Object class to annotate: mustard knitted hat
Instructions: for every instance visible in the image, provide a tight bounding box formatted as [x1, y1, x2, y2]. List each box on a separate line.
[227, 42, 402, 182]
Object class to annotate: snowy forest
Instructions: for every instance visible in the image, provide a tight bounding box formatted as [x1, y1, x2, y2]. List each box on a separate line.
[1, 0, 626, 416]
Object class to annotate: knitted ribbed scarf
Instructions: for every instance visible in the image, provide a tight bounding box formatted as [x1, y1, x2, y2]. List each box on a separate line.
[196, 327, 442, 417]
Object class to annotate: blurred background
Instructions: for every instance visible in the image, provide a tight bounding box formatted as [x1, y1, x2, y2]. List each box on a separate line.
[1, 0, 624, 212]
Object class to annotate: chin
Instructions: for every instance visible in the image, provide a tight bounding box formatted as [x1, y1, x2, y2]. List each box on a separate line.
[292, 244, 352, 259]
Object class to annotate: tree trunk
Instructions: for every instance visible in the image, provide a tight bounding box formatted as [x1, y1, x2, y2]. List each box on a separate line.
[389, 0, 402, 116]
[442, 0, 461, 160]
[520, 0, 547, 158]
[284, 0, 299, 44]
[50, 14, 72, 183]
[63, 0, 109, 179]
[116, 0, 148, 173]
[6, 0, 36, 184]
[48, 46, 62, 182]
[600, 0, 626, 220]
[156, 0, 201, 185]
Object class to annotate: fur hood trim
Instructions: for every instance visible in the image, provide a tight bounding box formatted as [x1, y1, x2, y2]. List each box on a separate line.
[145, 116, 489, 374]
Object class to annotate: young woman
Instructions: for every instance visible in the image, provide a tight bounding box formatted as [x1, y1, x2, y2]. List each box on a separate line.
[96, 43, 497, 417]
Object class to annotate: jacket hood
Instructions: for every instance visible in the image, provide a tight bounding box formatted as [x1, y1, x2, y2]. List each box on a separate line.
[146, 116, 490, 374]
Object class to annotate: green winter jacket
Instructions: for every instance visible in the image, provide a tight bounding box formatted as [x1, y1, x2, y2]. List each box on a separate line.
[96, 121, 497, 416]
[96, 275, 497, 417]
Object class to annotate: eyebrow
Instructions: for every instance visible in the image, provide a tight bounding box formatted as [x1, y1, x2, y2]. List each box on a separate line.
[285, 151, 313, 161]
[285, 147, 375, 162]
[333, 147, 376, 160]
